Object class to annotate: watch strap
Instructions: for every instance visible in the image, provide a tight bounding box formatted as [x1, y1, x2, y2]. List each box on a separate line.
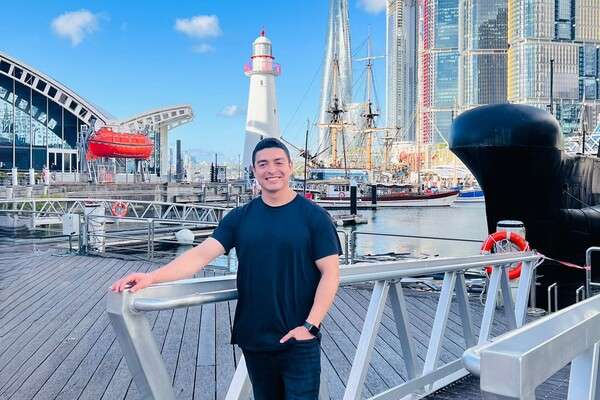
[303, 321, 320, 336]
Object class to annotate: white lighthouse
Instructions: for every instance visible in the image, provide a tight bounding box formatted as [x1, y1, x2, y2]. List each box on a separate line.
[242, 30, 281, 177]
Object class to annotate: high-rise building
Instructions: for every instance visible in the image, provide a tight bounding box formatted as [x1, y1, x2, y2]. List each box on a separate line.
[458, 0, 508, 110]
[420, 0, 460, 145]
[317, 0, 352, 166]
[386, 0, 418, 143]
[507, 0, 600, 134]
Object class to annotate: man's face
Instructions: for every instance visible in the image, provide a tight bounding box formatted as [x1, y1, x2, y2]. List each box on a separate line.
[252, 147, 292, 194]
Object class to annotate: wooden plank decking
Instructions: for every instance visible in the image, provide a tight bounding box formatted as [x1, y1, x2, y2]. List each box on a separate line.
[0, 247, 567, 400]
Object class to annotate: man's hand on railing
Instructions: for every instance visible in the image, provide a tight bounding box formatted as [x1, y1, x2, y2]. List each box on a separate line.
[111, 272, 154, 293]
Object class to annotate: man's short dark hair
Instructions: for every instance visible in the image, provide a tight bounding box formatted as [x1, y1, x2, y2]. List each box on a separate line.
[252, 138, 291, 165]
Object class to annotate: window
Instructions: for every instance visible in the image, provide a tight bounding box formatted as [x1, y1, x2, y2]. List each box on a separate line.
[14, 80, 31, 151]
[69, 100, 77, 111]
[63, 111, 78, 149]
[36, 80, 47, 92]
[0, 61, 10, 73]
[48, 86, 58, 98]
[58, 93, 68, 104]
[11, 67, 23, 79]
[24, 73, 34, 85]
[47, 100, 63, 149]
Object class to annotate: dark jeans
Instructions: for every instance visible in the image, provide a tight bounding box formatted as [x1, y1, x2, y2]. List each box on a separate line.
[242, 338, 321, 400]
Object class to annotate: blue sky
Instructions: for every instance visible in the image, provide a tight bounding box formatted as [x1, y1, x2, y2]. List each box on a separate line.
[0, 0, 387, 162]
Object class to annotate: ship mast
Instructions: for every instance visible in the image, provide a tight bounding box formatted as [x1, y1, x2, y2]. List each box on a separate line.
[355, 32, 384, 178]
[319, 56, 350, 173]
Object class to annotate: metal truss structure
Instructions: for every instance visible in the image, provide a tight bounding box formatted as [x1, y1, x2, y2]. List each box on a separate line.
[0, 198, 226, 225]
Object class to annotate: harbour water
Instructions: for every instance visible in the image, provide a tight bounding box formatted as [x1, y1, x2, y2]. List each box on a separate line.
[334, 203, 488, 259]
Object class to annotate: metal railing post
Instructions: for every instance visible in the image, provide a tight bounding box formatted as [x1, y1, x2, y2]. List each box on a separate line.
[547, 283, 558, 313]
[350, 231, 357, 264]
[585, 247, 599, 298]
[83, 213, 90, 254]
[149, 219, 155, 260]
[576, 286, 585, 303]
[336, 230, 349, 264]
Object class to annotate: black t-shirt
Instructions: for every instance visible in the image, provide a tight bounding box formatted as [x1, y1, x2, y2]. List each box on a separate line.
[211, 194, 342, 351]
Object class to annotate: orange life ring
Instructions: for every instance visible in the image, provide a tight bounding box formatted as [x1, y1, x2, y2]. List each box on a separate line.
[111, 201, 128, 217]
[482, 231, 529, 280]
[339, 191, 346, 199]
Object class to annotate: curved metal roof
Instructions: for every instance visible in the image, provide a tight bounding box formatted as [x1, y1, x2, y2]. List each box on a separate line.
[119, 105, 194, 132]
[0, 51, 194, 132]
[0, 51, 114, 126]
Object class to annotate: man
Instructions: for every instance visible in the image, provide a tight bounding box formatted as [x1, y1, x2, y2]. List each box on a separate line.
[111, 138, 341, 400]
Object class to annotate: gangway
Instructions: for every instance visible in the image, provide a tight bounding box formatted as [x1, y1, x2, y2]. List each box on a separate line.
[0, 197, 228, 225]
[108, 251, 542, 400]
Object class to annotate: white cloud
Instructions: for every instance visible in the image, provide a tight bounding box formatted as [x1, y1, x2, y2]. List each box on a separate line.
[175, 15, 222, 39]
[357, 0, 386, 14]
[219, 105, 244, 118]
[51, 10, 100, 46]
[192, 43, 215, 54]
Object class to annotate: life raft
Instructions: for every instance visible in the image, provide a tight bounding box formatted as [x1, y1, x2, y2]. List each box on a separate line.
[481, 231, 529, 280]
[111, 201, 128, 217]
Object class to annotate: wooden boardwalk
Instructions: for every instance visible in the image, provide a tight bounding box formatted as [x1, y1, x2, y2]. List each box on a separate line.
[0, 247, 568, 400]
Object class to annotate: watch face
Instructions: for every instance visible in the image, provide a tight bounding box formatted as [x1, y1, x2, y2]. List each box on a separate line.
[308, 325, 319, 336]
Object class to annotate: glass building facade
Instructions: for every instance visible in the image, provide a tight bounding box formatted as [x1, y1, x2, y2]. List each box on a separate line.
[507, 0, 600, 135]
[421, 0, 459, 145]
[0, 71, 84, 172]
[459, 0, 508, 109]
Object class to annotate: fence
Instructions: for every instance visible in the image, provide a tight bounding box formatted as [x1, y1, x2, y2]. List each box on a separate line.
[107, 251, 543, 400]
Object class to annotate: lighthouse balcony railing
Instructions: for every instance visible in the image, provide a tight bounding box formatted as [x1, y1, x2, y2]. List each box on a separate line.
[243, 60, 281, 75]
[108, 251, 543, 400]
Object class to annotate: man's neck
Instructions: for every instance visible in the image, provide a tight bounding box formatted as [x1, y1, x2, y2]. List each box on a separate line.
[261, 187, 296, 207]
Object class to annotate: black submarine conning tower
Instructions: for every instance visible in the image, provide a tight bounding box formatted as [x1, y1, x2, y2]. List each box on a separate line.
[450, 104, 563, 244]
[449, 104, 590, 309]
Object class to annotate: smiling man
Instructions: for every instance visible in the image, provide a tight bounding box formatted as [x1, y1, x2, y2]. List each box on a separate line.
[111, 138, 341, 400]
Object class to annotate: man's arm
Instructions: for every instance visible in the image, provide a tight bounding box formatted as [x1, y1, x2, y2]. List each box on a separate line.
[280, 254, 340, 342]
[111, 237, 225, 293]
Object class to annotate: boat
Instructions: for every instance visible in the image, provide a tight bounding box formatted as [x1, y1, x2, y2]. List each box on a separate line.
[453, 187, 485, 204]
[87, 127, 153, 160]
[313, 182, 459, 207]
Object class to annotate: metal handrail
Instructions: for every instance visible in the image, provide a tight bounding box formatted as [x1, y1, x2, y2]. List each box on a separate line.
[463, 293, 600, 399]
[129, 252, 539, 311]
[108, 251, 542, 400]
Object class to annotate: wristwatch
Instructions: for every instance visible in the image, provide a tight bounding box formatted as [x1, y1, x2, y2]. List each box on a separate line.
[303, 321, 320, 337]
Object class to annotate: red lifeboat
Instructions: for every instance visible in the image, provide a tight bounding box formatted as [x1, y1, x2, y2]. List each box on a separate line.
[87, 127, 153, 160]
